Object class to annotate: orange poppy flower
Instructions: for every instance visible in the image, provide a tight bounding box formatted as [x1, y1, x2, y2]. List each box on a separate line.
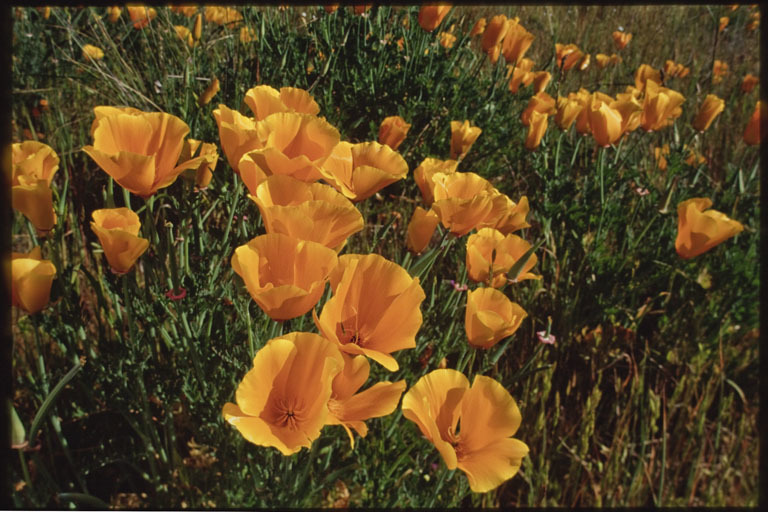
[501, 19, 534, 65]
[653, 144, 670, 171]
[170, 5, 197, 17]
[439, 31, 457, 49]
[11, 247, 57, 314]
[634, 64, 662, 91]
[465, 287, 527, 349]
[107, 6, 121, 23]
[198, 77, 220, 107]
[485, 194, 530, 235]
[482, 15, 509, 53]
[520, 91, 556, 127]
[11, 141, 59, 232]
[193, 13, 202, 40]
[82, 44, 104, 60]
[213, 104, 264, 175]
[326, 353, 406, 448]
[719, 16, 729, 32]
[126, 5, 156, 29]
[525, 110, 548, 150]
[554, 43, 583, 71]
[692, 94, 725, 132]
[249, 175, 363, 251]
[243, 85, 320, 121]
[417, 4, 452, 32]
[406, 206, 440, 254]
[743, 100, 765, 145]
[430, 172, 498, 236]
[223, 332, 344, 455]
[231, 233, 338, 321]
[741, 74, 759, 93]
[507, 58, 535, 94]
[319, 141, 408, 202]
[83, 108, 210, 198]
[413, 157, 459, 205]
[555, 94, 584, 131]
[589, 101, 623, 147]
[179, 139, 219, 189]
[402, 369, 529, 493]
[469, 18, 486, 37]
[466, 228, 541, 287]
[314, 253, 426, 371]
[239, 112, 340, 184]
[450, 120, 482, 160]
[610, 95, 644, 136]
[204, 6, 242, 27]
[712, 60, 729, 84]
[90, 208, 150, 274]
[612, 31, 632, 50]
[640, 80, 685, 132]
[675, 198, 744, 259]
[378, 115, 411, 150]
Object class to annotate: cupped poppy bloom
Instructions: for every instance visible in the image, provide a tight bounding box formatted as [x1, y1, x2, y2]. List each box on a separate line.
[675, 198, 744, 259]
[378, 115, 411, 150]
[222, 332, 344, 455]
[577, 53, 591, 71]
[319, 141, 408, 202]
[83, 108, 210, 198]
[532, 71, 551, 94]
[11, 247, 57, 314]
[401, 369, 529, 493]
[198, 77, 220, 107]
[589, 101, 623, 147]
[555, 94, 584, 131]
[743, 100, 765, 145]
[466, 228, 541, 287]
[465, 287, 527, 349]
[663, 60, 689, 79]
[249, 175, 363, 251]
[326, 353, 407, 448]
[430, 172, 498, 237]
[90, 208, 150, 274]
[501, 19, 534, 65]
[126, 5, 156, 29]
[243, 85, 320, 121]
[450, 120, 482, 160]
[82, 44, 104, 60]
[469, 17, 486, 37]
[481, 15, 509, 53]
[232, 233, 338, 321]
[314, 253, 426, 372]
[610, 95, 644, 135]
[525, 110, 548, 150]
[692, 94, 725, 132]
[719, 16, 729, 32]
[612, 30, 632, 50]
[741, 74, 759, 93]
[640, 80, 685, 132]
[595, 54, 612, 69]
[634, 64, 662, 92]
[554, 43, 583, 71]
[417, 4, 452, 32]
[406, 206, 440, 254]
[484, 194, 530, 235]
[11, 141, 60, 232]
[520, 91, 556, 127]
[413, 157, 458, 205]
[239, 112, 340, 185]
[213, 104, 264, 175]
[507, 58, 535, 94]
[179, 139, 219, 189]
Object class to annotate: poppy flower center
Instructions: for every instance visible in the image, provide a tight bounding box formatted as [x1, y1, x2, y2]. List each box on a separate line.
[265, 397, 304, 431]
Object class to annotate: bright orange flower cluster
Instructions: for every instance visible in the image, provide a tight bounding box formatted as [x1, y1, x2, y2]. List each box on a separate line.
[11, 141, 59, 232]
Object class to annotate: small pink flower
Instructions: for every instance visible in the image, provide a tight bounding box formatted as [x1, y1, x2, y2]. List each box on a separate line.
[166, 287, 187, 300]
[537, 330, 556, 344]
[634, 187, 649, 196]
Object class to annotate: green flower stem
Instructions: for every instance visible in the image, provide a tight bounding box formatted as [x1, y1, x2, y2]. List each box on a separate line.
[165, 222, 181, 293]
